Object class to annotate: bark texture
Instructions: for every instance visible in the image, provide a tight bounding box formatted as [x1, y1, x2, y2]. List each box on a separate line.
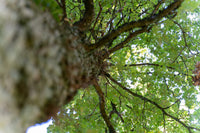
[0, 0, 100, 132]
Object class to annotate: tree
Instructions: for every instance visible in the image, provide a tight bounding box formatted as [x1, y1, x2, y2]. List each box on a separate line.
[0, 0, 199, 133]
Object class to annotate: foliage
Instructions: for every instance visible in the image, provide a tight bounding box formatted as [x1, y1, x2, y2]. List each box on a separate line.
[40, 0, 200, 132]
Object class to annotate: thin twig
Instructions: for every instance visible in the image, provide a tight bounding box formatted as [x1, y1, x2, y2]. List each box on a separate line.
[55, 0, 62, 8]
[151, 0, 165, 16]
[171, 20, 188, 64]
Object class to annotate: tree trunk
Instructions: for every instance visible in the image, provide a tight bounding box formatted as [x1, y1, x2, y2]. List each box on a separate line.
[0, 0, 100, 132]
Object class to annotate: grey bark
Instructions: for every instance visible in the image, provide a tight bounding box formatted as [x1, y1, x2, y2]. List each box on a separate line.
[0, 0, 99, 132]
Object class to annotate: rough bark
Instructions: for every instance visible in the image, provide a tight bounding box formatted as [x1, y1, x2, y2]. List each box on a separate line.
[0, 0, 101, 132]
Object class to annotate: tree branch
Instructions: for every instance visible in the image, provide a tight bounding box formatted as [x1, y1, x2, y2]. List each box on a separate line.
[93, 79, 116, 133]
[106, 27, 150, 57]
[55, 0, 63, 8]
[151, 0, 165, 16]
[61, 0, 67, 19]
[109, 101, 124, 123]
[74, 0, 94, 32]
[171, 20, 189, 63]
[124, 63, 192, 77]
[163, 99, 180, 109]
[125, 63, 175, 70]
[88, 0, 184, 50]
[105, 76, 129, 99]
[55, 0, 67, 21]
[105, 72, 200, 133]
[163, 113, 166, 133]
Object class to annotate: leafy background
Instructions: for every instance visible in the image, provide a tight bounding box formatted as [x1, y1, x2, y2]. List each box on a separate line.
[34, 0, 200, 132]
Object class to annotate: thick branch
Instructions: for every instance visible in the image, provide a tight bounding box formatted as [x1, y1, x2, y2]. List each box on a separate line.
[107, 27, 149, 56]
[93, 79, 116, 133]
[105, 72, 199, 133]
[74, 0, 94, 31]
[88, 0, 184, 50]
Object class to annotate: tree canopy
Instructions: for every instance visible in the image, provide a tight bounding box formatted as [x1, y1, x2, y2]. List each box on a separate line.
[34, 0, 200, 132]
